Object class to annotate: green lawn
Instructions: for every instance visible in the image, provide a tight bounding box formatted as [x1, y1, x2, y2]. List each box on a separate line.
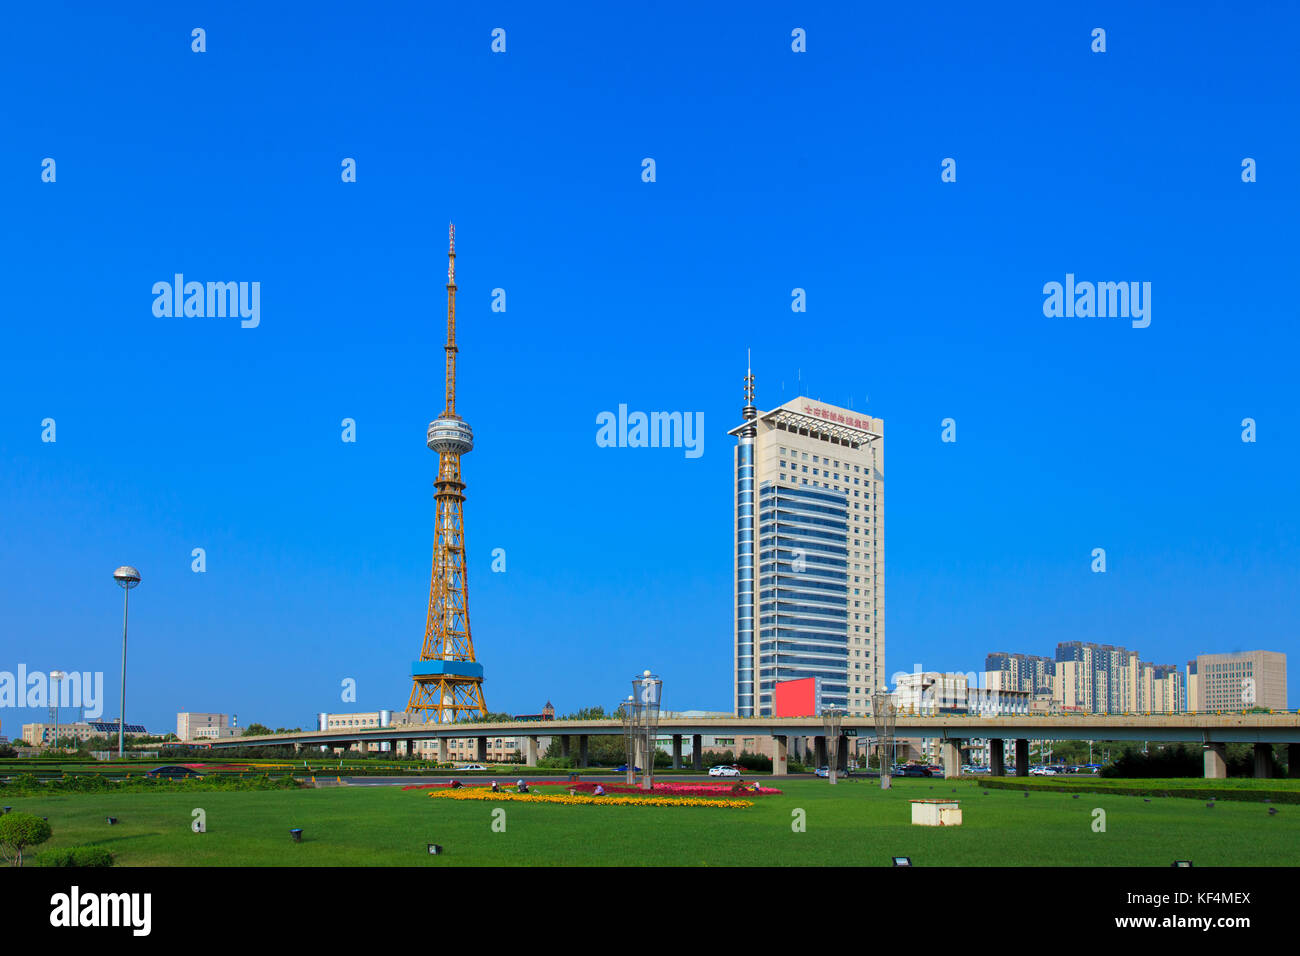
[8, 777, 1298, 866]
[986, 776, 1300, 801]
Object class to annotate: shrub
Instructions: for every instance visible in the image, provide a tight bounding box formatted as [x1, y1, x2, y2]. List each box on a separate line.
[0, 812, 53, 866]
[537, 756, 575, 770]
[735, 750, 772, 773]
[37, 846, 115, 868]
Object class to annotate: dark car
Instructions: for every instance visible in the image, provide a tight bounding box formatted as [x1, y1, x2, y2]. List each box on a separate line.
[899, 765, 932, 777]
[145, 765, 203, 779]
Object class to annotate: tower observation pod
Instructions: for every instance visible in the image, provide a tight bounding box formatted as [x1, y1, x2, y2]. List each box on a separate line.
[407, 223, 489, 722]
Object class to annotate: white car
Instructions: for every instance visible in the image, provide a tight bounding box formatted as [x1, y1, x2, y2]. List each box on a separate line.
[456, 764, 489, 772]
[708, 765, 741, 777]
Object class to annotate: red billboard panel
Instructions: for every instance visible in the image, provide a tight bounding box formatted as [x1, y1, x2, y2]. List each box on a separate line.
[773, 677, 820, 717]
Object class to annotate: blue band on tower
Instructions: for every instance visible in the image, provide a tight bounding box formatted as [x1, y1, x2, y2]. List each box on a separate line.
[412, 661, 484, 680]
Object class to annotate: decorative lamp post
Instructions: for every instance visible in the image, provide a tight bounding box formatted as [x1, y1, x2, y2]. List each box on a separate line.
[822, 705, 844, 784]
[621, 695, 637, 786]
[631, 670, 662, 790]
[873, 687, 896, 790]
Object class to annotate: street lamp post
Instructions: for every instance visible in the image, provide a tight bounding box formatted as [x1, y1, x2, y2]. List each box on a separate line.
[50, 671, 65, 751]
[113, 566, 141, 760]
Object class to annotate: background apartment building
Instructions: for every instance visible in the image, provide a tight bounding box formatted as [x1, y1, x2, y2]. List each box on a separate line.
[1187, 651, 1287, 711]
[985, 652, 1055, 694]
[732, 375, 884, 718]
[988, 643, 1184, 714]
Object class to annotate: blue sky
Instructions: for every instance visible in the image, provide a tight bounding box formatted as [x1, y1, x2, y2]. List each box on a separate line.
[2, 1, 1298, 736]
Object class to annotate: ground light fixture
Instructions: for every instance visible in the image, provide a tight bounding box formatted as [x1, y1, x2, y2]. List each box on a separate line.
[427, 843, 443, 855]
[1172, 860, 1193, 867]
[891, 856, 912, 867]
[106, 817, 117, 825]
[289, 828, 303, 842]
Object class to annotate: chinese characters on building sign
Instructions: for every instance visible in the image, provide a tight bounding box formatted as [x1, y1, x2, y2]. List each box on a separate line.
[801, 405, 875, 431]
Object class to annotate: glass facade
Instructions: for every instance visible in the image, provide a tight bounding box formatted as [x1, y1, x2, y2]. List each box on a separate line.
[735, 442, 756, 715]
[754, 482, 849, 714]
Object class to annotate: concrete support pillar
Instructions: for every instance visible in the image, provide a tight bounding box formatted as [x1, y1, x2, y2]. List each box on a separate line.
[941, 739, 962, 779]
[773, 735, 788, 776]
[1289, 743, 1300, 778]
[476, 737, 487, 763]
[672, 734, 683, 770]
[814, 736, 828, 769]
[1254, 743, 1272, 779]
[837, 736, 849, 773]
[525, 736, 538, 767]
[692, 735, 703, 771]
[293, 742, 302, 753]
[1014, 738, 1029, 777]
[560, 735, 571, 759]
[438, 738, 449, 763]
[1203, 742, 1227, 779]
[356, 739, 368, 754]
[990, 738, 1005, 777]
[578, 735, 589, 768]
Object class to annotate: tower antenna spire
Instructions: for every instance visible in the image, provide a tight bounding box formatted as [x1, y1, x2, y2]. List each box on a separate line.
[444, 223, 458, 418]
[740, 352, 757, 437]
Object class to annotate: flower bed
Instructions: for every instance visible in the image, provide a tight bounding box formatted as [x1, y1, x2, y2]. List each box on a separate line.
[565, 781, 782, 797]
[427, 787, 752, 809]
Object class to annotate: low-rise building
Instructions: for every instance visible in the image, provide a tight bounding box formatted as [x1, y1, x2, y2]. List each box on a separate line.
[177, 712, 241, 742]
[23, 720, 149, 745]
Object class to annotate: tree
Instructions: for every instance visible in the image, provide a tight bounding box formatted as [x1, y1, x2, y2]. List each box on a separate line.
[241, 724, 273, 737]
[0, 813, 52, 867]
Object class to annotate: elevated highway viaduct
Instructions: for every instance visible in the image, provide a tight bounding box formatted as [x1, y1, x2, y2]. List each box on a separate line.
[210, 713, 1300, 780]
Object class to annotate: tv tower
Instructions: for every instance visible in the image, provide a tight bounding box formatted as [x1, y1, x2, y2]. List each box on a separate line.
[407, 223, 488, 722]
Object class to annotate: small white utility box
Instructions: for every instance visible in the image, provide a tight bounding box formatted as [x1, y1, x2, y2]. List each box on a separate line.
[910, 799, 962, 826]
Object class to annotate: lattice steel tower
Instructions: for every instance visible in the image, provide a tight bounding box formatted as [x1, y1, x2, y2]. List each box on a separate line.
[407, 223, 488, 722]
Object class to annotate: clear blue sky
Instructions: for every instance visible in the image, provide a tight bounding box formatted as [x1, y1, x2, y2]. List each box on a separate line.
[2, 2, 1297, 736]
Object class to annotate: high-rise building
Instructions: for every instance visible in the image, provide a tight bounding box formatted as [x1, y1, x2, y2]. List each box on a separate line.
[1051, 642, 1185, 714]
[1187, 651, 1287, 711]
[985, 652, 1056, 694]
[730, 368, 884, 716]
